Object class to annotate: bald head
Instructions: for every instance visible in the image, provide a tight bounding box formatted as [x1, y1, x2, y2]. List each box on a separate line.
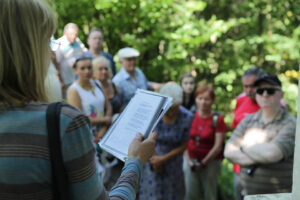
[64, 23, 78, 43]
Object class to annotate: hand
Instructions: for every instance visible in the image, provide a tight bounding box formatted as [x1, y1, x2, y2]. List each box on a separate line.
[193, 162, 203, 171]
[152, 163, 164, 174]
[150, 155, 165, 174]
[94, 126, 107, 143]
[94, 135, 101, 143]
[150, 155, 165, 169]
[128, 131, 157, 164]
[187, 157, 194, 168]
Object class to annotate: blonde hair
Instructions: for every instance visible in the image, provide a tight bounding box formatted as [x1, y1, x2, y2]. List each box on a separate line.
[92, 56, 112, 79]
[0, 0, 57, 105]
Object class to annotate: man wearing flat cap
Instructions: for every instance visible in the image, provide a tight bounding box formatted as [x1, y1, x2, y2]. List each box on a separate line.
[224, 74, 295, 195]
[113, 47, 160, 106]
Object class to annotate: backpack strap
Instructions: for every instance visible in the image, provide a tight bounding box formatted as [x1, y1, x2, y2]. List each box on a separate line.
[212, 111, 220, 132]
[46, 102, 69, 200]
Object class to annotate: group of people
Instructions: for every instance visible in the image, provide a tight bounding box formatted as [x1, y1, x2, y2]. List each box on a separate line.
[0, 1, 297, 200]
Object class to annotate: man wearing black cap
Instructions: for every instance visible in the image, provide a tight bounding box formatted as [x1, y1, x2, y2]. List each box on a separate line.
[224, 74, 296, 195]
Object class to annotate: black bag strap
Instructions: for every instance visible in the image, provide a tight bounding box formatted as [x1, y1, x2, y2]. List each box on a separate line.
[46, 102, 69, 200]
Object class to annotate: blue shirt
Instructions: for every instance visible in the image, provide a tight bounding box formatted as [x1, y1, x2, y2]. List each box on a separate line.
[113, 67, 149, 106]
[83, 50, 117, 76]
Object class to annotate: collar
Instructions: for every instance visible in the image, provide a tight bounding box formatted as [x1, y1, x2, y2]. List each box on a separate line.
[253, 107, 286, 124]
[119, 67, 137, 80]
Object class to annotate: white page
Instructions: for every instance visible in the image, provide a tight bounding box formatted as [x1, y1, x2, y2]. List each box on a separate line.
[100, 89, 172, 161]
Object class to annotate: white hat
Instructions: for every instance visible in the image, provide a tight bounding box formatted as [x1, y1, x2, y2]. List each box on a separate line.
[118, 47, 140, 59]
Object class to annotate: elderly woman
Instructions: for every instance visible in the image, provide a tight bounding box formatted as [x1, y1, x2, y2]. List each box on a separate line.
[139, 83, 194, 200]
[183, 85, 228, 200]
[0, 1, 157, 199]
[93, 56, 122, 115]
[67, 54, 113, 142]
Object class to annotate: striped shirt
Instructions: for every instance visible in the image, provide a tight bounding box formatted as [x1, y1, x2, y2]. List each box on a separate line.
[229, 108, 295, 195]
[0, 103, 142, 200]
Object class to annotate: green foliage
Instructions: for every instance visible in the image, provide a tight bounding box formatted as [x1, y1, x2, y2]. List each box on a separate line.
[51, 0, 300, 198]
[219, 159, 234, 199]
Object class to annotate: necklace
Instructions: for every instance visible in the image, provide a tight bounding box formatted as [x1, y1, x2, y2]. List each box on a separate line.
[79, 81, 95, 96]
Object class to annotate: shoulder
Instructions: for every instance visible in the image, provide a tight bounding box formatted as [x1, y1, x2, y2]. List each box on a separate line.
[112, 70, 125, 84]
[241, 111, 257, 123]
[179, 106, 194, 121]
[68, 82, 78, 89]
[60, 103, 85, 119]
[67, 83, 80, 94]
[281, 109, 296, 126]
[17, 102, 87, 123]
[56, 35, 65, 43]
[236, 94, 248, 104]
[60, 103, 90, 133]
[102, 52, 113, 59]
[135, 68, 145, 76]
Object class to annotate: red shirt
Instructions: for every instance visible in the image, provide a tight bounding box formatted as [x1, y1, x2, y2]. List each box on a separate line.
[188, 112, 228, 159]
[232, 94, 260, 173]
[232, 94, 260, 129]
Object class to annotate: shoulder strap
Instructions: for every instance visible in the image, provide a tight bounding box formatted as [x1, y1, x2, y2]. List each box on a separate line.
[93, 80, 108, 114]
[46, 102, 69, 200]
[112, 82, 122, 101]
[93, 80, 105, 94]
[212, 112, 220, 132]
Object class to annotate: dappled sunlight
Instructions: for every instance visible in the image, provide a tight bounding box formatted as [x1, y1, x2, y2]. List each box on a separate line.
[240, 128, 269, 148]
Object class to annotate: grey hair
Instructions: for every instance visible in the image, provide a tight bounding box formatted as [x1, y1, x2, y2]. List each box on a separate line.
[64, 23, 78, 32]
[92, 56, 112, 78]
[159, 83, 183, 105]
[243, 67, 265, 78]
[88, 28, 103, 38]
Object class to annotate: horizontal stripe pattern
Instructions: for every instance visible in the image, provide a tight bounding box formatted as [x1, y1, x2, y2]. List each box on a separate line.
[0, 133, 49, 159]
[240, 161, 293, 194]
[0, 189, 52, 200]
[0, 103, 143, 200]
[65, 114, 90, 133]
[66, 149, 97, 183]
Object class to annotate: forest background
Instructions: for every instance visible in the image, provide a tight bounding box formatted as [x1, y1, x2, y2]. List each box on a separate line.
[50, 0, 300, 199]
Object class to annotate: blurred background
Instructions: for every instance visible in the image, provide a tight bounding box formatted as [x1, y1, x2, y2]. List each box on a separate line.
[50, 0, 300, 198]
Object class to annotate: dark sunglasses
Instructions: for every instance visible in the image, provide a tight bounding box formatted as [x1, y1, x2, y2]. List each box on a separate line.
[256, 88, 281, 95]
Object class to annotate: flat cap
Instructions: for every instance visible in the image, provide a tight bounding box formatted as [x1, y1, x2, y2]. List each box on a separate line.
[117, 47, 140, 59]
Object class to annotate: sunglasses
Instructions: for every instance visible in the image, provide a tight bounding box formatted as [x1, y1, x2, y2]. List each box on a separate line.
[256, 88, 281, 95]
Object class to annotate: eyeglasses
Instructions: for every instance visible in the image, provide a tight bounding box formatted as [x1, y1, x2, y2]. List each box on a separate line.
[256, 88, 281, 95]
[50, 40, 61, 51]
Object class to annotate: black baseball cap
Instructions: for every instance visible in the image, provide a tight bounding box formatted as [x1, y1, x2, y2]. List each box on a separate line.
[254, 74, 282, 87]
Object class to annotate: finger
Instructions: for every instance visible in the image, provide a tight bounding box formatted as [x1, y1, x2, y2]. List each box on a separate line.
[149, 131, 157, 140]
[135, 133, 143, 141]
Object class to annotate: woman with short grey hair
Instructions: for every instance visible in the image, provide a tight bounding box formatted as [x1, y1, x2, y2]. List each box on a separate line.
[139, 83, 194, 200]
